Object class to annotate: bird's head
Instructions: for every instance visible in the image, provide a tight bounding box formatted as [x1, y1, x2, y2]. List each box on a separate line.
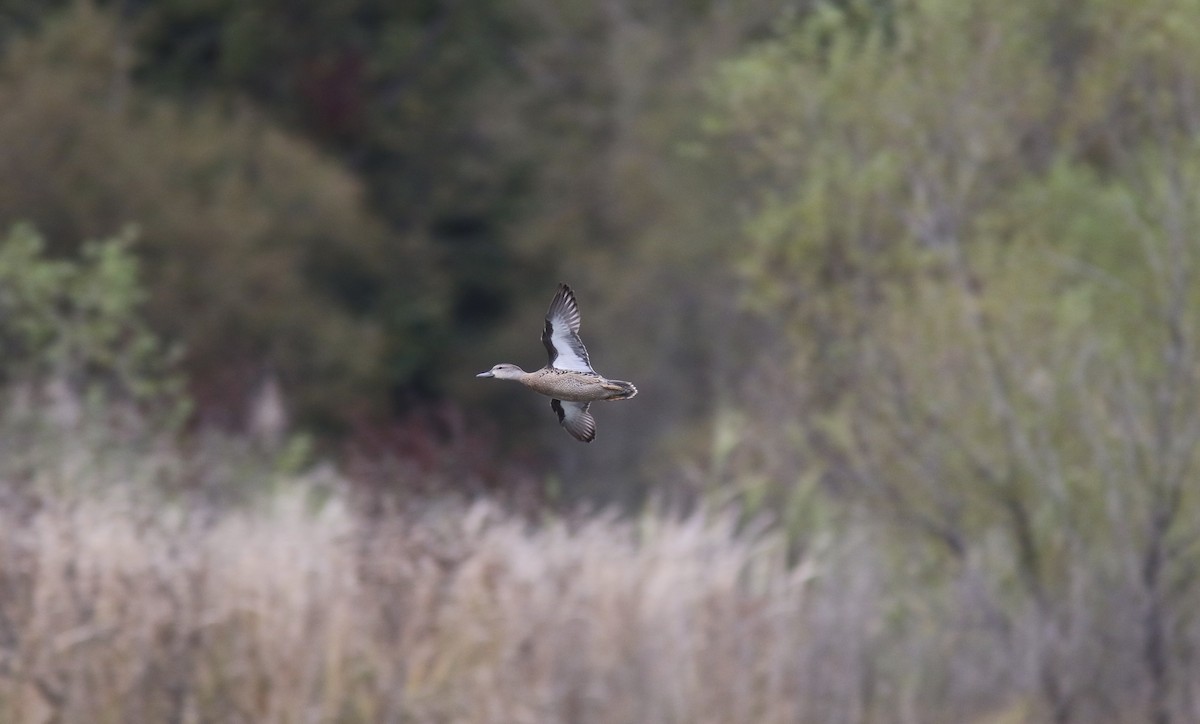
[476, 363, 525, 380]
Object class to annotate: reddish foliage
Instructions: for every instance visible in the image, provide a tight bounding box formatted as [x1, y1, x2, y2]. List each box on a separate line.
[340, 403, 546, 516]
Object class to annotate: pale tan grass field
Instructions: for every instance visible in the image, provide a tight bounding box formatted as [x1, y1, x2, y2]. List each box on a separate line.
[0, 482, 819, 724]
[0, 424, 1169, 723]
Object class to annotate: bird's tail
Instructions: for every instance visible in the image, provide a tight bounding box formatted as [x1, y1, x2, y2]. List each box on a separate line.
[603, 380, 638, 400]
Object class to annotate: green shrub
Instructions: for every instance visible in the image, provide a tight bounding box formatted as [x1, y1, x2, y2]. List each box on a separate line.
[0, 222, 185, 416]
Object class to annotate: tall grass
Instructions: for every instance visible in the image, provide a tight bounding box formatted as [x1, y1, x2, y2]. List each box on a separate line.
[0, 474, 822, 723]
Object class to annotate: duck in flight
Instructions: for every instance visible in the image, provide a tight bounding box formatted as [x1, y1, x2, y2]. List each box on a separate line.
[477, 283, 638, 442]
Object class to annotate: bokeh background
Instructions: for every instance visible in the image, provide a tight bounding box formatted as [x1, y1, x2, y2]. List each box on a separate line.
[3, 0, 1200, 721]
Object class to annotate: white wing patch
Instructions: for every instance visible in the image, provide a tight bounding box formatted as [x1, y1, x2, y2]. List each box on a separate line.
[542, 284, 595, 373]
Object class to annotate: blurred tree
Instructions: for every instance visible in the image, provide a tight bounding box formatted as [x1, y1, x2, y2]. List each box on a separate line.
[0, 0, 70, 37]
[704, 0, 1200, 719]
[127, 0, 535, 399]
[0, 3, 441, 429]
[0, 223, 185, 417]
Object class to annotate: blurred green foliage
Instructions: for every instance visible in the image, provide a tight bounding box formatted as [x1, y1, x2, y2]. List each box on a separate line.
[0, 222, 185, 412]
[130, 0, 539, 398]
[701, 0, 1200, 717]
[0, 2, 444, 428]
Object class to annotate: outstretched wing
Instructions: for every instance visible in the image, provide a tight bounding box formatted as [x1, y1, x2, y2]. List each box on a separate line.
[550, 399, 596, 442]
[541, 283, 594, 373]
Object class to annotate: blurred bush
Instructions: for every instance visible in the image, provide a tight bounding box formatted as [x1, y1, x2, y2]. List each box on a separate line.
[699, 0, 1200, 719]
[0, 222, 185, 417]
[0, 3, 442, 429]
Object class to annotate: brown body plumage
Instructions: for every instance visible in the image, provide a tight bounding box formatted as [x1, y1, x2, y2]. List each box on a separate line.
[519, 368, 637, 402]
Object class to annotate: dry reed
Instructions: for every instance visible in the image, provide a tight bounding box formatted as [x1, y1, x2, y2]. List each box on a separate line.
[0, 482, 818, 724]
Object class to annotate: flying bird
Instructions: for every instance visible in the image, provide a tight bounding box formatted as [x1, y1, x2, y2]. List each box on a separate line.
[477, 283, 638, 442]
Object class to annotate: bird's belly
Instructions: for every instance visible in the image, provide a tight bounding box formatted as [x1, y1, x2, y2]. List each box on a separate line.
[524, 374, 603, 401]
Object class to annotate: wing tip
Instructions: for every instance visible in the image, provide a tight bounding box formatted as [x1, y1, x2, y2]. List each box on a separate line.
[554, 284, 577, 311]
[551, 282, 572, 302]
[573, 419, 596, 442]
